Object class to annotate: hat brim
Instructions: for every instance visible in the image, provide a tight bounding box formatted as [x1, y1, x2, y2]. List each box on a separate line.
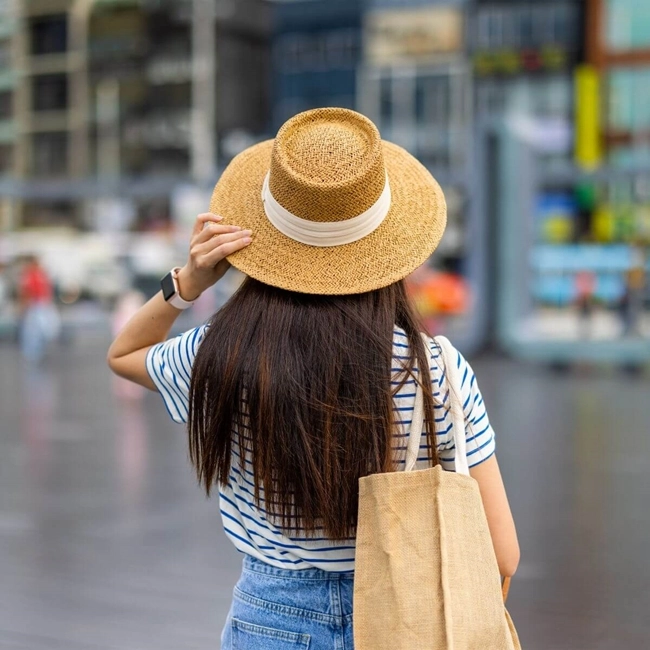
[210, 139, 446, 295]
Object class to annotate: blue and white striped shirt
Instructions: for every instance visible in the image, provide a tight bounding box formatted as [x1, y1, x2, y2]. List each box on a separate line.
[146, 326, 496, 572]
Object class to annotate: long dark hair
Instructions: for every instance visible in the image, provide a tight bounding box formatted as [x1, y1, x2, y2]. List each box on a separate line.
[188, 277, 438, 540]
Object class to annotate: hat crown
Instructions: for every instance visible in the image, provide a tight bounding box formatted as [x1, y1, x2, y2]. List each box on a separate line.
[268, 108, 387, 224]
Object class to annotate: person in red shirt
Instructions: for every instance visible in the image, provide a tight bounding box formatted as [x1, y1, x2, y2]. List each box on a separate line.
[18, 256, 59, 364]
[19, 256, 53, 306]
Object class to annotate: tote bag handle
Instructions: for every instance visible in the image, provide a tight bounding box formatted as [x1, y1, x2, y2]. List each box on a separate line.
[404, 335, 470, 476]
[403, 335, 513, 604]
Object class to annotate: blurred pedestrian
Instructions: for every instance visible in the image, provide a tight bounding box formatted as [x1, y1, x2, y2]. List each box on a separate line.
[111, 290, 146, 400]
[107, 109, 519, 648]
[575, 269, 595, 339]
[620, 265, 646, 337]
[18, 255, 60, 364]
[0, 261, 9, 315]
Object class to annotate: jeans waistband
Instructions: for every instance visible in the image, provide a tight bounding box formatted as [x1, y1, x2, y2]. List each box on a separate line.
[243, 554, 354, 581]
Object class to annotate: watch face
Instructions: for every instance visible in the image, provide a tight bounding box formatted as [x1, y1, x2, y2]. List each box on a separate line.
[161, 272, 177, 302]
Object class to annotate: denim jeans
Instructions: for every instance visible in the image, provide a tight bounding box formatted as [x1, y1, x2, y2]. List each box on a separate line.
[20, 305, 49, 364]
[221, 555, 354, 650]
[20, 303, 60, 364]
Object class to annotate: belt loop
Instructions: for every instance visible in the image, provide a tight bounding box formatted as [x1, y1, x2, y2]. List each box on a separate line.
[329, 574, 343, 623]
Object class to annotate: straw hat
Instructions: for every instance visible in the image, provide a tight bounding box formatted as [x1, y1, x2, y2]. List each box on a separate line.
[210, 107, 446, 295]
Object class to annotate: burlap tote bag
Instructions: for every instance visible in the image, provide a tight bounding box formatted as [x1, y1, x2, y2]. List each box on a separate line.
[354, 335, 521, 650]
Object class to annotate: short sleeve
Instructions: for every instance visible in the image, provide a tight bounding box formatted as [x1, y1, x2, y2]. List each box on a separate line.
[431, 340, 496, 470]
[146, 325, 208, 424]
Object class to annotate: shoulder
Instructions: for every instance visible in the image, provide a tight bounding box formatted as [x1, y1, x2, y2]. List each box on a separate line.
[422, 334, 480, 404]
[392, 327, 444, 371]
[146, 324, 209, 424]
[395, 329, 478, 399]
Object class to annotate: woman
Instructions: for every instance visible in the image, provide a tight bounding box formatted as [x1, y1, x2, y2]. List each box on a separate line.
[108, 108, 519, 649]
[18, 255, 60, 364]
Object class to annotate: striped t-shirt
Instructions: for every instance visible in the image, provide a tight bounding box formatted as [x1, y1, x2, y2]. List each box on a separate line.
[146, 326, 496, 572]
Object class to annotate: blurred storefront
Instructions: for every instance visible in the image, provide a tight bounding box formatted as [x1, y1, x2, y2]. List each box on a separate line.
[0, 0, 271, 317]
[496, 125, 650, 364]
[471, 1, 582, 123]
[494, 0, 650, 364]
[359, 0, 482, 350]
[0, 0, 647, 360]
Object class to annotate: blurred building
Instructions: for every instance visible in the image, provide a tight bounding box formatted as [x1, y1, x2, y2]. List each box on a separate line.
[470, 0, 583, 120]
[1, 0, 271, 231]
[359, 0, 469, 173]
[585, 0, 650, 166]
[0, 0, 647, 359]
[0, 1, 16, 230]
[271, 0, 362, 130]
[0, 1, 17, 172]
[356, 0, 478, 345]
[0, 1, 23, 229]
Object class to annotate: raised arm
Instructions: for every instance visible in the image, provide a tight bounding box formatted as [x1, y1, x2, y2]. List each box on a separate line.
[107, 213, 251, 388]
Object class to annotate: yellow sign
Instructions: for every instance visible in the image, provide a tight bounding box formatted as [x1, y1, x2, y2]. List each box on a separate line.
[575, 65, 602, 170]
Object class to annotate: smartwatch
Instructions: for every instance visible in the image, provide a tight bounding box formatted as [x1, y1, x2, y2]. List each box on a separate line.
[161, 267, 196, 310]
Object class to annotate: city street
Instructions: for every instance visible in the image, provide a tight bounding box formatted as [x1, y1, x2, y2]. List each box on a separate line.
[1, 335, 650, 650]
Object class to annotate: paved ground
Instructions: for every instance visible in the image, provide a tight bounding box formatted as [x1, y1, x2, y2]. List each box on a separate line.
[1, 334, 650, 649]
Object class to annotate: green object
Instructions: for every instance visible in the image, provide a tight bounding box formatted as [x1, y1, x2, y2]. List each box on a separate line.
[575, 182, 597, 212]
[615, 203, 636, 241]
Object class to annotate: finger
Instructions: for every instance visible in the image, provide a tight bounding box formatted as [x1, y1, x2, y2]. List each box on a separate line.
[193, 222, 242, 245]
[191, 229, 252, 256]
[200, 233, 252, 265]
[192, 213, 222, 237]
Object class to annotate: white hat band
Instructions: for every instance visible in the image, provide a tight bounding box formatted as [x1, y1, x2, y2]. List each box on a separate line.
[261, 172, 392, 248]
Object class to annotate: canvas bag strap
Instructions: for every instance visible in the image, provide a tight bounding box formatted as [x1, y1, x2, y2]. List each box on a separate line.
[435, 335, 470, 476]
[404, 334, 470, 476]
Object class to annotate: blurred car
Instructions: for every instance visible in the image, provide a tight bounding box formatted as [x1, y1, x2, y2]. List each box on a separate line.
[83, 261, 131, 306]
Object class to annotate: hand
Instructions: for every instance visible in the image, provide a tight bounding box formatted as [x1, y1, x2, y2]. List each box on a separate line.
[177, 213, 252, 301]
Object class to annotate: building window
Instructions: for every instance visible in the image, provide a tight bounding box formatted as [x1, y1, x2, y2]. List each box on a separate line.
[0, 144, 12, 175]
[276, 29, 360, 73]
[30, 14, 68, 56]
[0, 39, 11, 70]
[606, 0, 650, 50]
[379, 76, 392, 124]
[0, 90, 11, 119]
[32, 74, 68, 112]
[31, 132, 68, 176]
[22, 201, 77, 228]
